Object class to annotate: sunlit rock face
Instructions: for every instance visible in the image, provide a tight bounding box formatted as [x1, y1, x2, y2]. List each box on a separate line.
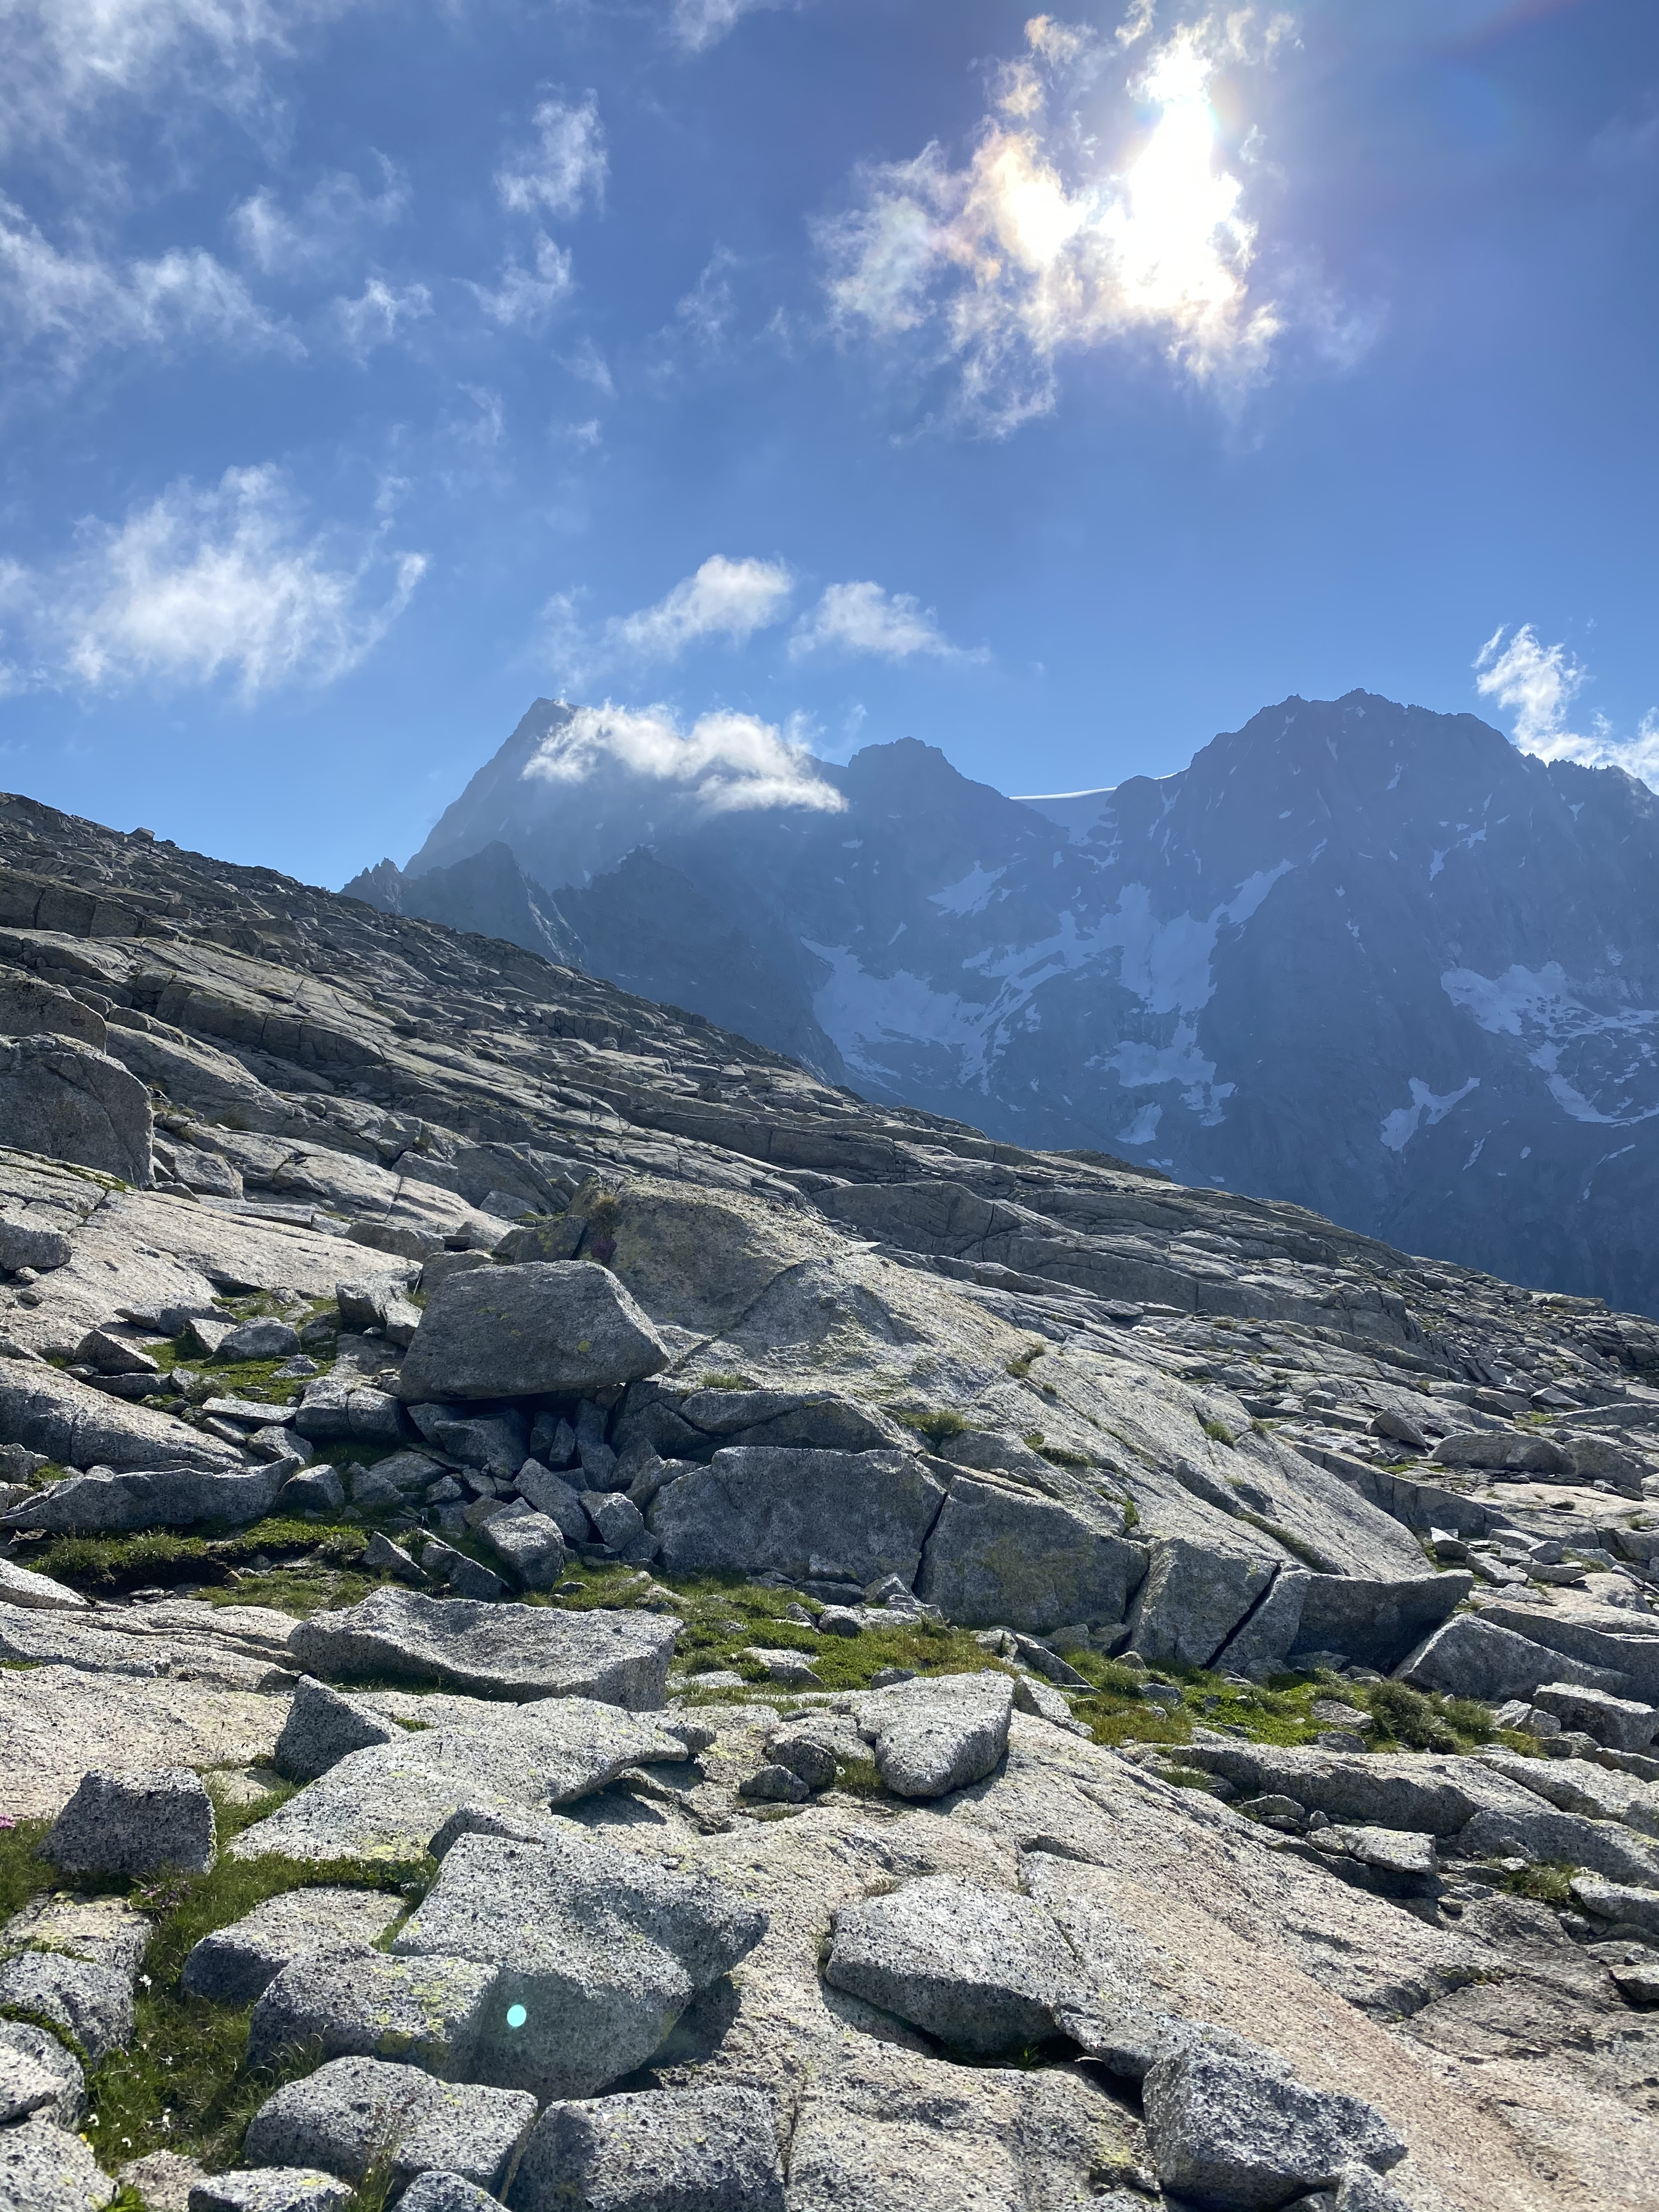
[358, 691, 1659, 1314]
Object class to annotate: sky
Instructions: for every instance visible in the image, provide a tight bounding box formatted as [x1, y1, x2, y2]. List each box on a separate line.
[0, 0, 1655, 886]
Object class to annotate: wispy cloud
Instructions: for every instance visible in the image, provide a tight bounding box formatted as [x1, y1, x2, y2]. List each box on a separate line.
[1, 464, 425, 701]
[231, 158, 409, 276]
[606, 554, 796, 661]
[1475, 624, 1659, 792]
[523, 699, 843, 814]
[817, 7, 1335, 434]
[0, 196, 300, 381]
[790, 579, 984, 663]
[0, 0, 357, 151]
[495, 93, 607, 219]
[469, 233, 573, 329]
[333, 275, 431, 359]
[669, 0, 799, 55]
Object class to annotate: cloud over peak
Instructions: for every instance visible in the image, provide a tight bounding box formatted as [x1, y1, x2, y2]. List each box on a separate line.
[522, 701, 843, 815]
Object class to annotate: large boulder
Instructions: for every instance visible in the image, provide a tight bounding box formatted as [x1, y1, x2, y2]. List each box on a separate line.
[1530, 1680, 1659, 1751]
[242, 2056, 536, 2194]
[289, 1589, 679, 1707]
[388, 1831, 768, 2098]
[0, 1951, 133, 2064]
[0, 1358, 240, 1475]
[648, 1447, 946, 1588]
[1127, 1538, 1276, 1672]
[0, 1033, 153, 1186]
[43, 1765, 215, 1876]
[915, 1476, 1146, 1634]
[1393, 1614, 1629, 1702]
[1142, 2045, 1405, 2210]
[823, 1877, 1082, 2052]
[1288, 1571, 1474, 1673]
[397, 1263, 668, 1402]
[1212, 1569, 1311, 1678]
[510, 2086, 785, 2212]
[3, 1461, 284, 1534]
[233, 1699, 690, 1865]
[857, 1671, 1013, 1799]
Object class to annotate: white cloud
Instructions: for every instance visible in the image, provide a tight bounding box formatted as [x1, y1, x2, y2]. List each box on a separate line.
[0, 195, 298, 378]
[1475, 624, 1659, 792]
[496, 93, 607, 220]
[670, 0, 798, 54]
[469, 233, 573, 329]
[2, 464, 425, 701]
[333, 275, 432, 359]
[0, 0, 355, 151]
[818, 8, 1311, 433]
[231, 158, 409, 275]
[606, 554, 796, 661]
[523, 701, 843, 815]
[790, 579, 984, 664]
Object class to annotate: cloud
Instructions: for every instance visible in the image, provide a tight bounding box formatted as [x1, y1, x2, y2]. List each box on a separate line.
[670, 0, 799, 54]
[0, 196, 298, 379]
[231, 158, 409, 276]
[469, 233, 573, 329]
[2, 463, 425, 700]
[0, 0, 355, 152]
[523, 700, 844, 815]
[817, 7, 1314, 433]
[1475, 624, 1659, 792]
[333, 275, 432, 359]
[789, 579, 983, 664]
[496, 93, 607, 219]
[605, 555, 796, 661]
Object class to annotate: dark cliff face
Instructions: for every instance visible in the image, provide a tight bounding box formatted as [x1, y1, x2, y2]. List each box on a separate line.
[357, 692, 1659, 1314]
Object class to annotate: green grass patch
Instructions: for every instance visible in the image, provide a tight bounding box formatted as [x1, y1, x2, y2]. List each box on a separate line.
[1503, 1858, 1576, 1906]
[1200, 1418, 1237, 1446]
[894, 1407, 970, 1447]
[695, 1372, 757, 1391]
[1364, 1679, 1494, 1754]
[656, 1573, 1007, 1694]
[0, 1818, 61, 1919]
[22, 1521, 371, 1601]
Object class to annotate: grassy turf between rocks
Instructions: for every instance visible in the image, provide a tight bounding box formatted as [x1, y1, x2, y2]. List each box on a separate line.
[0, 1782, 436, 2180]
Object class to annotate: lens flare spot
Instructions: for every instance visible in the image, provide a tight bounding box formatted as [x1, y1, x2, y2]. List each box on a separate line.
[506, 2003, 528, 2030]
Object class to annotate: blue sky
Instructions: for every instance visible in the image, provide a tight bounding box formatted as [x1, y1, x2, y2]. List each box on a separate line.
[0, 0, 1655, 885]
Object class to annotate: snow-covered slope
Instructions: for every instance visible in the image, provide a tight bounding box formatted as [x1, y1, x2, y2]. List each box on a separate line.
[348, 691, 1659, 1315]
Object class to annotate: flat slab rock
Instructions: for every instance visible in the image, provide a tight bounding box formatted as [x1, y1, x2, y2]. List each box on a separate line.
[232, 1698, 690, 1866]
[388, 1829, 768, 2098]
[3, 1893, 149, 1978]
[0, 1555, 86, 1611]
[185, 2172, 354, 2212]
[0, 1663, 287, 1819]
[289, 1588, 679, 1707]
[2, 1460, 285, 1534]
[246, 1949, 498, 2075]
[183, 1886, 405, 2005]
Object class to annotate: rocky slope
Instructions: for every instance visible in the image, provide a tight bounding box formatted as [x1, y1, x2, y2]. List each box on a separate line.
[2, 786, 1659, 2209]
[351, 692, 1659, 1317]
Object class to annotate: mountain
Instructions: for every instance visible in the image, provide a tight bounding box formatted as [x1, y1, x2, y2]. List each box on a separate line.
[6, 781, 1659, 2210]
[348, 690, 1659, 1316]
